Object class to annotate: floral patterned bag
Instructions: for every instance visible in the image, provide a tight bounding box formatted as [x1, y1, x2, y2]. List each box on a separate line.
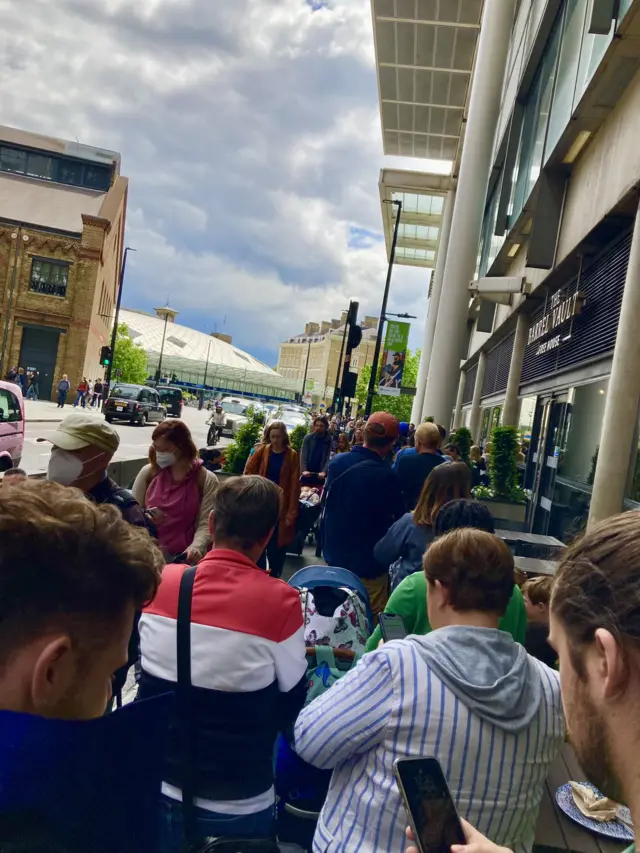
[300, 587, 369, 657]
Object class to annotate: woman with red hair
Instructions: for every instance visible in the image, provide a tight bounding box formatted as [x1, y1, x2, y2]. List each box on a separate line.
[133, 419, 218, 562]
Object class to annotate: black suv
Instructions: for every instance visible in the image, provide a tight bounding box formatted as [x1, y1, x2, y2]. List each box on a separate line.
[157, 385, 184, 418]
[104, 384, 166, 426]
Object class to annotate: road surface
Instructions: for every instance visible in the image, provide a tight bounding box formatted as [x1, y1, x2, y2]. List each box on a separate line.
[22, 401, 231, 475]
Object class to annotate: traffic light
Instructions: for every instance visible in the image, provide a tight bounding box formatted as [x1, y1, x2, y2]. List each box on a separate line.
[100, 346, 112, 366]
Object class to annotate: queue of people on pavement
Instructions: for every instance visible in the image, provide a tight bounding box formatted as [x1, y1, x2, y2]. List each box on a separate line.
[2, 406, 638, 853]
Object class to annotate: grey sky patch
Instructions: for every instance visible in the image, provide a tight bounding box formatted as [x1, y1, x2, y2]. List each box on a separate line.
[0, 0, 433, 363]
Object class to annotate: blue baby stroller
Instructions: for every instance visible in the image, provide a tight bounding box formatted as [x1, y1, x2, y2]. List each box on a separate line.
[276, 566, 373, 849]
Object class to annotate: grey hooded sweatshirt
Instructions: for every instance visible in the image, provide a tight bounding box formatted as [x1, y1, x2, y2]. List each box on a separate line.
[414, 625, 547, 732]
[296, 625, 565, 853]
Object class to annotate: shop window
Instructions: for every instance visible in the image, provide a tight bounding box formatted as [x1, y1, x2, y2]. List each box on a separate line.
[558, 381, 608, 484]
[626, 402, 640, 503]
[518, 396, 537, 444]
[29, 258, 70, 298]
[480, 408, 492, 445]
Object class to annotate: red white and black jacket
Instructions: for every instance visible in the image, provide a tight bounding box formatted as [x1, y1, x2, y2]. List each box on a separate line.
[137, 549, 308, 802]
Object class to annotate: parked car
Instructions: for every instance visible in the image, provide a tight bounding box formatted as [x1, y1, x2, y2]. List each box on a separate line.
[104, 384, 166, 426]
[157, 385, 184, 418]
[0, 380, 24, 471]
[219, 396, 255, 437]
[275, 406, 309, 434]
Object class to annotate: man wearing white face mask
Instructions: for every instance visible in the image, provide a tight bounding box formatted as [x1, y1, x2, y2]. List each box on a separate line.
[41, 414, 148, 530]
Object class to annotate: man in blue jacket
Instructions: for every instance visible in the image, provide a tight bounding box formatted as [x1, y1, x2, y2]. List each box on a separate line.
[322, 411, 405, 615]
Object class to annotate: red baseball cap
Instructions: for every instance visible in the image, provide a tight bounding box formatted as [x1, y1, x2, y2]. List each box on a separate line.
[365, 411, 400, 440]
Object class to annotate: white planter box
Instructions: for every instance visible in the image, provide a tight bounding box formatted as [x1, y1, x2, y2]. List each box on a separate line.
[477, 498, 527, 524]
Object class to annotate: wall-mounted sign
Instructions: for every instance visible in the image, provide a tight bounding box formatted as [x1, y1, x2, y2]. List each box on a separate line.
[528, 289, 585, 349]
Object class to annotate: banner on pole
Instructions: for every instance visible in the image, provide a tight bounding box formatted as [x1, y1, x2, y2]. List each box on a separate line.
[378, 320, 410, 397]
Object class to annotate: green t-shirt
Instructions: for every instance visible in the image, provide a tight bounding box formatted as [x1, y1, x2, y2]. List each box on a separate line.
[365, 572, 528, 653]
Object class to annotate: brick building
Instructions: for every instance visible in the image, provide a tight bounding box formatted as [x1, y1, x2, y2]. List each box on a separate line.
[0, 125, 128, 400]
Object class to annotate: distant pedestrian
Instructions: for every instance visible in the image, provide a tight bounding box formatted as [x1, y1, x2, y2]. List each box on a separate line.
[244, 420, 300, 578]
[393, 422, 445, 510]
[5, 366, 17, 382]
[334, 433, 351, 454]
[57, 374, 71, 408]
[73, 378, 88, 408]
[375, 461, 472, 590]
[444, 443, 462, 462]
[322, 411, 405, 615]
[93, 378, 104, 408]
[300, 416, 332, 484]
[522, 576, 556, 668]
[26, 370, 39, 400]
[16, 367, 27, 395]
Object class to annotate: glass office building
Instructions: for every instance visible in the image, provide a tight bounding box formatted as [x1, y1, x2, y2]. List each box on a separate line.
[372, 0, 640, 534]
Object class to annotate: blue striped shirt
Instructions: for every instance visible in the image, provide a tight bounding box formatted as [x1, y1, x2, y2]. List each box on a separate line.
[294, 638, 564, 853]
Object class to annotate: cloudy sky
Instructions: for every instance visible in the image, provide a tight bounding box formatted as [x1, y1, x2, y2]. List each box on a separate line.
[2, 0, 440, 367]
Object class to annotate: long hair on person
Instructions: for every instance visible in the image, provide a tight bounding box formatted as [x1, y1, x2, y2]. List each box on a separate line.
[261, 420, 290, 447]
[413, 462, 472, 527]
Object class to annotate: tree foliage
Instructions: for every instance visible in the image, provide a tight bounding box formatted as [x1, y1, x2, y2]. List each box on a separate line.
[451, 426, 472, 463]
[354, 348, 420, 422]
[488, 425, 525, 502]
[112, 324, 148, 385]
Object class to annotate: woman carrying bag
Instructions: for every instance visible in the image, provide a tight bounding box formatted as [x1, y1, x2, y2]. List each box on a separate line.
[244, 421, 300, 578]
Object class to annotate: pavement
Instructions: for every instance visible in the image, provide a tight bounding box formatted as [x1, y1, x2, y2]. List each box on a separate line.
[22, 400, 231, 475]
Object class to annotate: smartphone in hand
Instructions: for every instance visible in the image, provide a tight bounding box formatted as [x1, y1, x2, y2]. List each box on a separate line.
[394, 757, 466, 853]
[379, 613, 407, 642]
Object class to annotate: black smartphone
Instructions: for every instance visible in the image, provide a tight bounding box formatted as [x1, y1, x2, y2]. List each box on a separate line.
[379, 612, 407, 642]
[394, 757, 466, 853]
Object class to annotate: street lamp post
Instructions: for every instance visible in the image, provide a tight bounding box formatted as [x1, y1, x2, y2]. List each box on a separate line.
[155, 311, 170, 384]
[203, 338, 212, 387]
[301, 339, 311, 402]
[105, 246, 136, 389]
[365, 199, 402, 417]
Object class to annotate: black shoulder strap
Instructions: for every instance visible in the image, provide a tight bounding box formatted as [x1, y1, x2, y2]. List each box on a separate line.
[177, 566, 197, 843]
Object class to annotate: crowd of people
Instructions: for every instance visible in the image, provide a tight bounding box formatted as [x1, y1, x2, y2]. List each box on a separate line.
[4, 365, 40, 399]
[4, 368, 109, 407]
[0, 405, 637, 853]
[70, 376, 107, 409]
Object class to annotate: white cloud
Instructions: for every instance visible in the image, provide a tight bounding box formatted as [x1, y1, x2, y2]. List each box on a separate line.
[0, 0, 434, 360]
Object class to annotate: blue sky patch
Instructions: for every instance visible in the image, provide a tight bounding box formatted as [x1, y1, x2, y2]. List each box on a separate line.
[348, 226, 384, 250]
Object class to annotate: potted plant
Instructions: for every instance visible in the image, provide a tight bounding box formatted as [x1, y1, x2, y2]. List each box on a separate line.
[223, 407, 263, 475]
[474, 425, 527, 524]
[450, 426, 472, 464]
[290, 422, 309, 453]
